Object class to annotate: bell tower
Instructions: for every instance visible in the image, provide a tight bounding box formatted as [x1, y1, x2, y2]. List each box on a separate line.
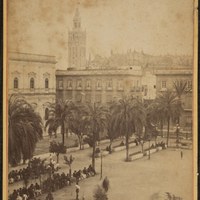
[68, 7, 86, 69]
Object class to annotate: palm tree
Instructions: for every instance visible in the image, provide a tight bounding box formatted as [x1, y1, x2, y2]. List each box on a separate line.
[106, 104, 121, 152]
[155, 90, 178, 146]
[84, 103, 107, 170]
[147, 101, 165, 138]
[44, 103, 57, 138]
[68, 106, 89, 150]
[8, 94, 43, 166]
[111, 96, 146, 161]
[45, 99, 75, 145]
[173, 80, 191, 124]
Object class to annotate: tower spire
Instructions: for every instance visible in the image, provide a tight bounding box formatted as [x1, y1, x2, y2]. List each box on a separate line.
[73, 1, 81, 29]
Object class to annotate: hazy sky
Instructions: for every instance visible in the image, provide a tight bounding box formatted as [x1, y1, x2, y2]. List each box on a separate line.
[8, 0, 194, 69]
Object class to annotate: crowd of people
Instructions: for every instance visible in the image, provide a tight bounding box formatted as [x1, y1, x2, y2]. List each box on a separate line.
[8, 165, 96, 200]
[8, 183, 41, 200]
[73, 165, 96, 181]
[151, 141, 167, 149]
[8, 168, 30, 184]
[9, 157, 60, 185]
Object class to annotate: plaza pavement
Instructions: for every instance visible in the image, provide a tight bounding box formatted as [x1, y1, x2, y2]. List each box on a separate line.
[36, 148, 193, 200]
[8, 137, 193, 200]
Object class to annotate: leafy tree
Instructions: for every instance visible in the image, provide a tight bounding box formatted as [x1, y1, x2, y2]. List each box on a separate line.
[93, 185, 108, 200]
[83, 134, 94, 147]
[155, 91, 178, 146]
[8, 94, 43, 166]
[83, 103, 107, 170]
[49, 141, 66, 163]
[111, 96, 146, 161]
[63, 155, 75, 177]
[29, 157, 47, 185]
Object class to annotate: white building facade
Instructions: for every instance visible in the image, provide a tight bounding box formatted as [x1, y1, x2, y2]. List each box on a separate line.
[8, 52, 56, 127]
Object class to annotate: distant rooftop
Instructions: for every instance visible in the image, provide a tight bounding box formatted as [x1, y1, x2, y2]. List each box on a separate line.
[56, 68, 143, 76]
[155, 68, 193, 75]
[8, 52, 57, 64]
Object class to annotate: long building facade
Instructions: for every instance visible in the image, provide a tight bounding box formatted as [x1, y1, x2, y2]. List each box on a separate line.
[8, 52, 57, 124]
[56, 67, 146, 104]
[155, 68, 193, 129]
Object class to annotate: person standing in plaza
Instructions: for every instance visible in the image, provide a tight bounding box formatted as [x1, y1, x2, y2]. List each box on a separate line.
[75, 182, 80, 200]
[180, 151, 183, 159]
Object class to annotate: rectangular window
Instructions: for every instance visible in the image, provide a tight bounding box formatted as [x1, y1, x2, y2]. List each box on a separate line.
[67, 80, 73, 89]
[107, 80, 112, 90]
[77, 80, 82, 90]
[161, 81, 167, 88]
[132, 80, 137, 91]
[14, 78, 19, 89]
[118, 80, 124, 91]
[86, 79, 91, 90]
[96, 79, 102, 90]
[142, 85, 147, 96]
[58, 80, 63, 89]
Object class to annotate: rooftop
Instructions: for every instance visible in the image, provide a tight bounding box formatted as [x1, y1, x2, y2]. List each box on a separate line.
[155, 68, 193, 75]
[56, 68, 143, 76]
[8, 52, 57, 64]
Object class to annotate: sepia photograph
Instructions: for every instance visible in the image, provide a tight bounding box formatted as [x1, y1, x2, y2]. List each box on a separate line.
[4, 0, 197, 199]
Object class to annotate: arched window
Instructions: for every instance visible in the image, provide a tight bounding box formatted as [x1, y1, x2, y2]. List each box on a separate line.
[45, 78, 49, 89]
[14, 77, 18, 89]
[30, 78, 34, 89]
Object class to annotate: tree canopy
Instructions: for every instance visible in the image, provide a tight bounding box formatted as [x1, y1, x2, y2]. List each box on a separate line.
[8, 95, 43, 166]
[110, 96, 146, 161]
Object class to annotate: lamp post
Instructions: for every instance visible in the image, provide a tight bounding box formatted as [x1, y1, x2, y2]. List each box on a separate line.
[100, 151, 103, 180]
[148, 138, 151, 160]
[48, 166, 52, 192]
[176, 124, 180, 148]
